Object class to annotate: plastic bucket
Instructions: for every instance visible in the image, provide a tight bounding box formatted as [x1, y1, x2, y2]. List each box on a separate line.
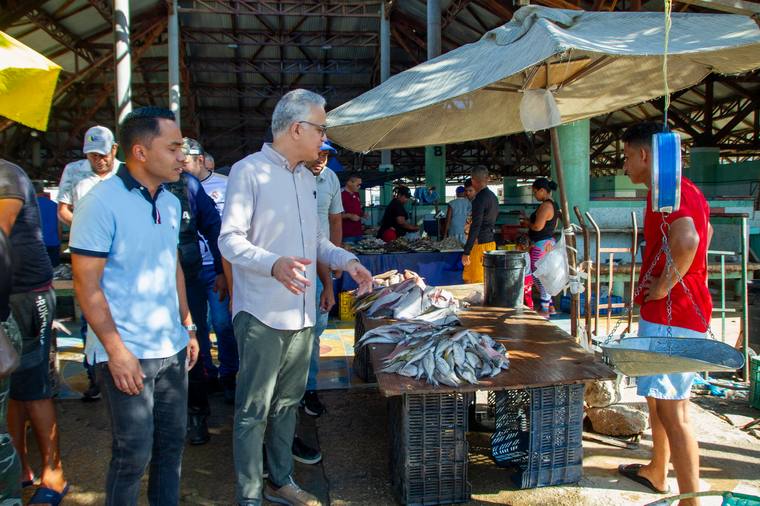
[483, 250, 526, 308]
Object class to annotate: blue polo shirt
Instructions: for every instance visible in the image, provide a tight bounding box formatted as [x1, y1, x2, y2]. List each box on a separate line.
[69, 165, 188, 364]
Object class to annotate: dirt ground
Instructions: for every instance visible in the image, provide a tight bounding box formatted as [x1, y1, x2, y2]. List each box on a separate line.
[20, 378, 760, 506]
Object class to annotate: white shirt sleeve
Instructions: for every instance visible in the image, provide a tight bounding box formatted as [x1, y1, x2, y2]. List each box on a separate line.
[316, 226, 357, 270]
[218, 163, 280, 276]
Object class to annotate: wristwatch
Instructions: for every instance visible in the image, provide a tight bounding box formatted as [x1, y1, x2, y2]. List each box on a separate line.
[183, 324, 197, 332]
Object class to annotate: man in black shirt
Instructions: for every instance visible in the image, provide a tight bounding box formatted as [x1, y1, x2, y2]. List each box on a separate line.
[462, 167, 499, 283]
[0, 159, 68, 504]
[377, 186, 419, 242]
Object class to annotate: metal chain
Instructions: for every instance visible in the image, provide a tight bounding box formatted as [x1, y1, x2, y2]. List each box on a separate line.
[604, 213, 715, 342]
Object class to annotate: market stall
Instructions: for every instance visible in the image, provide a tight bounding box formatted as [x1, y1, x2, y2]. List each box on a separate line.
[363, 307, 615, 504]
[336, 251, 463, 292]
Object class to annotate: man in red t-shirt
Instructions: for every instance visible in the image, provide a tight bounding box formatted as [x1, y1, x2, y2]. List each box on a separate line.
[341, 173, 364, 244]
[617, 123, 713, 506]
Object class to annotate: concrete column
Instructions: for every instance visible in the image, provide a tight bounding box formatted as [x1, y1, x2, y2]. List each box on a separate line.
[550, 119, 590, 218]
[168, 0, 181, 127]
[688, 146, 719, 191]
[114, 0, 132, 124]
[379, 2, 393, 176]
[425, 0, 445, 202]
[381, 182, 394, 205]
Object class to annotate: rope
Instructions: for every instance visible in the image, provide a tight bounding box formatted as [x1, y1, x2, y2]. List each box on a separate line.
[662, 0, 673, 128]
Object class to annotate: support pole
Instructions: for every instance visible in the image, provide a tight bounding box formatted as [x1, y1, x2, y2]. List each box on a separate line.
[168, 0, 181, 127]
[379, 2, 393, 196]
[741, 215, 750, 382]
[425, 0, 445, 203]
[550, 128, 579, 337]
[114, 0, 132, 124]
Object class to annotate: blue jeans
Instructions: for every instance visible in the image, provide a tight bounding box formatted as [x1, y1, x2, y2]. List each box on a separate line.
[306, 279, 329, 391]
[186, 265, 239, 380]
[97, 348, 188, 506]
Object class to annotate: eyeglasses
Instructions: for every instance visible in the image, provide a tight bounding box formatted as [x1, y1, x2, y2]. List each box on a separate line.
[298, 121, 328, 136]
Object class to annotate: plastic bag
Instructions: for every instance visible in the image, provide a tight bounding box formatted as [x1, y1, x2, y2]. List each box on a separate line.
[532, 236, 569, 296]
[519, 89, 561, 132]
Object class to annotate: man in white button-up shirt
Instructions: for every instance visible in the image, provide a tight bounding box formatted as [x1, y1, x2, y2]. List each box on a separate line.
[219, 89, 372, 506]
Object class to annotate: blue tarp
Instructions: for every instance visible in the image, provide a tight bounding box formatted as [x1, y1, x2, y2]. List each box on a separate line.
[334, 251, 464, 292]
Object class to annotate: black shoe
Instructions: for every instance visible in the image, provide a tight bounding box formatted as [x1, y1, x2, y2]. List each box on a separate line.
[187, 413, 210, 445]
[81, 380, 101, 402]
[301, 390, 325, 418]
[221, 375, 236, 405]
[292, 436, 322, 465]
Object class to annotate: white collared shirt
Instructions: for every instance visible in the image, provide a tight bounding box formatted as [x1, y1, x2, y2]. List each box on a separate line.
[219, 143, 358, 331]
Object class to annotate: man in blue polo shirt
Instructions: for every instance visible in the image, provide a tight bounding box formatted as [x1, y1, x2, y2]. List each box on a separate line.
[70, 107, 200, 505]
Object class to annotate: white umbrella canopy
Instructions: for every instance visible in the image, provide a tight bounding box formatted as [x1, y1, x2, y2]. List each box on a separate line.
[326, 6, 760, 152]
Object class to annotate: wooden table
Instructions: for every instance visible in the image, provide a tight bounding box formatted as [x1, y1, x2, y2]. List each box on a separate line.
[365, 307, 615, 504]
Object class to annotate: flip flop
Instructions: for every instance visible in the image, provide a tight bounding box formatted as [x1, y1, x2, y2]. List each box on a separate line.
[618, 464, 670, 494]
[28, 483, 69, 505]
[21, 476, 36, 488]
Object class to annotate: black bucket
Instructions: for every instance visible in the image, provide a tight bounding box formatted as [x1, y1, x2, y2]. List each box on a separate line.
[483, 250, 526, 308]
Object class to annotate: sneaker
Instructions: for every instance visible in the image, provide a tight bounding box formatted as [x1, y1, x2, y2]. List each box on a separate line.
[187, 413, 210, 445]
[221, 375, 236, 405]
[301, 390, 325, 418]
[81, 379, 101, 402]
[292, 436, 322, 465]
[264, 477, 322, 506]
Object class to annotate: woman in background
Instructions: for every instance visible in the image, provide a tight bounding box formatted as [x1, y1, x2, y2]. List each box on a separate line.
[520, 178, 559, 317]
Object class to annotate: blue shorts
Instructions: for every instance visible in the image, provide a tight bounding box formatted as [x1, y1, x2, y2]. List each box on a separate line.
[635, 319, 707, 400]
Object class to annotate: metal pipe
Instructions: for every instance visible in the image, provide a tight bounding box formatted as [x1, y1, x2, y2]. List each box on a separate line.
[586, 211, 602, 336]
[574, 207, 592, 345]
[114, 0, 132, 123]
[427, 0, 441, 59]
[380, 1, 391, 169]
[168, 0, 181, 127]
[741, 215, 750, 382]
[628, 212, 638, 333]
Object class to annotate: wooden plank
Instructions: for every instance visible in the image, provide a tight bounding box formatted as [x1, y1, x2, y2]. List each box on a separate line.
[675, 0, 760, 15]
[370, 307, 616, 397]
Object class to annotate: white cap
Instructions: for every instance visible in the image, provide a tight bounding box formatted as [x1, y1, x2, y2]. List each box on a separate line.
[82, 125, 115, 155]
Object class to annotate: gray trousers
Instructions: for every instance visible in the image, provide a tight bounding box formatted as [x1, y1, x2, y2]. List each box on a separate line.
[233, 311, 313, 505]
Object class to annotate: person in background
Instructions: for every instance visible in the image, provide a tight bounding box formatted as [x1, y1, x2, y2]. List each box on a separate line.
[180, 139, 238, 406]
[167, 140, 225, 446]
[59, 126, 120, 401]
[519, 177, 559, 317]
[219, 89, 372, 506]
[341, 173, 364, 244]
[303, 139, 342, 421]
[413, 185, 438, 204]
[0, 159, 68, 505]
[204, 152, 215, 172]
[56, 125, 119, 228]
[442, 185, 471, 245]
[463, 178, 476, 240]
[34, 183, 60, 268]
[0, 226, 22, 504]
[616, 122, 712, 506]
[515, 234, 534, 310]
[377, 186, 418, 242]
[70, 107, 199, 505]
[462, 168, 498, 283]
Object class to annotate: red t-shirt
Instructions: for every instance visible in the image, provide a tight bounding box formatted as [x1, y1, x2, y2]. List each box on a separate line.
[635, 177, 712, 332]
[341, 189, 363, 238]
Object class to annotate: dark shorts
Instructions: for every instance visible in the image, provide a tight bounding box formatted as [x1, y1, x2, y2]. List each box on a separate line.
[8, 288, 55, 402]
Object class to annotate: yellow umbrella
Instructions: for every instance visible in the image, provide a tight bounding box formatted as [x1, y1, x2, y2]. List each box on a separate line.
[0, 31, 62, 131]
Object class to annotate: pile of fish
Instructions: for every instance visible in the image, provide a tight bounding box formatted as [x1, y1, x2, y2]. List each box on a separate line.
[433, 236, 464, 251]
[355, 322, 509, 386]
[344, 237, 443, 254]
[353, 274, 459, 325]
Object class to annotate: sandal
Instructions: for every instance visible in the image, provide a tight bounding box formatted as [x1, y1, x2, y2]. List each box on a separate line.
[28, 483, 69, 505]
[618, 464, 670, 494]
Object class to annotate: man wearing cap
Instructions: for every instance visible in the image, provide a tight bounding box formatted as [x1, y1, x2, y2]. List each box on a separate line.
[377, 186, 418, 242]
[58, 125, 121, 401]
[57, 125, 120, 227]
[442, 185, 471, 245]
[180, 138, 238, 406]
[302, 140, 343, 419]
[167, 139, 225, 446]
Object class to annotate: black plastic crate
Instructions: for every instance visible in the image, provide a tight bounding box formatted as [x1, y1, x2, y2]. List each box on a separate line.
[491, 384, 584, 489]
[389, 393, 472, 505]
[352, 315, 376, 382]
